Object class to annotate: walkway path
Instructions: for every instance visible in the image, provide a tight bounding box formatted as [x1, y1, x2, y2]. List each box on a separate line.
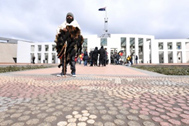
[13, 64, 164, 76]
[0, 64, 189, 126]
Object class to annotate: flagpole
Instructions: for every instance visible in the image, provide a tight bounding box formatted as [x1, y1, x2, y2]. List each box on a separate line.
[99, 6, 110, 38]
[105, 7, 107, 33]
[105, 7, 107, 19]
[104, 7, 109, 37]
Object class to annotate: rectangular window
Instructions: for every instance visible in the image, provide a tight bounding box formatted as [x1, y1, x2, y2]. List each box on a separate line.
[38, 53, 41, 63]
[100, 38, 107, 46]
[121, 37, 126, 47]
[138, 38, 143, 54]
[52, 53, 56, 63]
[158, 42, 163, 50]
[120, 37, 126, 61]
[38, 45, 42, 51]
[45, 45, 49, 51]
[31, 45, 34, 52]
[52, 45, 56, 51]
[130, 38, 135, 47]
[167, 42, 172, 50]
[82, 38, 88, 51]
[176, 42, 181, 49]
[45, 53, 48, 63]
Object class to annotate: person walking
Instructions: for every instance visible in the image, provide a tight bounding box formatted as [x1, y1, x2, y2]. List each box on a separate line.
[116, 53, 120, 65]
[89, 49, 94, 66]
[55, 12, 83, 77]
[113, 52, 117, 65]
[83, 50, 88, 66]
[135, 55, 138, 64]
[130, 55, 133, 65]
[126, 55, 130, 66]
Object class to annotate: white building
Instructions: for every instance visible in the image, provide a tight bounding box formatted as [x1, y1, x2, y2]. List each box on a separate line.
[16, 34, 189, 64]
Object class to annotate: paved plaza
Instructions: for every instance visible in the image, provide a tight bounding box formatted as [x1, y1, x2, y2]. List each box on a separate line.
[0, 64, 189, 126]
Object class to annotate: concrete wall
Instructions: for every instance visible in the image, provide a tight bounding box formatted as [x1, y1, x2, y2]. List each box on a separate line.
[17, 41, 31, 63]
[0, 42, 17, 63]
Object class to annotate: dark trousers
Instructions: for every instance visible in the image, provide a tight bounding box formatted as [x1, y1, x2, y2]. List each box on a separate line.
[93, 59, 97, 66]
[99, 59, 103, 66]
[61, 56, 76, 75]
[90, 60, 93, 66]
[103, 59, 106, 66]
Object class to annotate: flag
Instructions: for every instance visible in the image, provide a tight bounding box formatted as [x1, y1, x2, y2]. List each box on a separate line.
[98, 7, 106, 11]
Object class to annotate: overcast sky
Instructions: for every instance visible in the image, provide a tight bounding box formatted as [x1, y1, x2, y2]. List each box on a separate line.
[0, 0, 189, 42]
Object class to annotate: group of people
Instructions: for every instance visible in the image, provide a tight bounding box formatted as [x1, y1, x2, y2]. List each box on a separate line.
[77, 46, 108, 67]
[126, 55, 138, 66]
[111, 52, 139, 66]
[111, 52, 122, 65]
[90, 46, 108, 67]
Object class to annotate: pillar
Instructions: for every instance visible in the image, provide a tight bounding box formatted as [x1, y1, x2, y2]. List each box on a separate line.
[126, 37, 130, 57]
[48, 44, 52, 64]
[135, 37, 139, 64]
[163, 41, 168, 63]
[41, 44, 45, 64]
[143, 38, 149, 63]
[172, 41, 177, 63]
[182, 41, 186, 63]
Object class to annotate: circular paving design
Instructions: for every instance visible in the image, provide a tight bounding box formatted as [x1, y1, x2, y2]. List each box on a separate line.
[0, 73, 189, 125]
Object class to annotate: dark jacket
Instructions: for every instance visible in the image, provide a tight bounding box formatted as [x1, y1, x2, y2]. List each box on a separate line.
[93, 48, 98, 60]
[89, 51, 93, 61]
[83, 51, 88, 60]
[98, 47, 105, 60]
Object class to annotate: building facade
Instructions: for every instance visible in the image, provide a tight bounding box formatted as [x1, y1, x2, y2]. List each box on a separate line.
[0, 42, 17, 63]
[0, 37, 18, 63]
[16, 34, 189, 64]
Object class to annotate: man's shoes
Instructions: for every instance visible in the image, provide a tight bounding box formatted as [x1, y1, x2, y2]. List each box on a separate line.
[72, 72, 76, 77]
[56, 74, 62, 77]
[56, 73, 65, 77]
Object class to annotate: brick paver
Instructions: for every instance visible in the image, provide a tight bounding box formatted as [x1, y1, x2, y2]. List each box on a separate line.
[0, 64, 189, 126]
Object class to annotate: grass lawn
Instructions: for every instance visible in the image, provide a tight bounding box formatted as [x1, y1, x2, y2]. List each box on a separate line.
[0, 65, 55, 73]
[132, 65, 189, 75]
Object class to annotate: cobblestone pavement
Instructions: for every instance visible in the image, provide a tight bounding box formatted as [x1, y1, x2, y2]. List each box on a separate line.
[0, 65, 189, 126]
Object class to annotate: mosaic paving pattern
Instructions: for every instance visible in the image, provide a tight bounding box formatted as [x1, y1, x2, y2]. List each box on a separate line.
[0, 74, 189, 126]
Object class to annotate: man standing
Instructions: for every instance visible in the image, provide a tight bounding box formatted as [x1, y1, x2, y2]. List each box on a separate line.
[83, 50, 88, 66]
[55, 12, 83, 77]
[92, 47, 98, 66]
[89, 49, 94, 66]
[104, 48, 107, 66]
[98, 46, 105, 67]
[135, 55, 138, 64]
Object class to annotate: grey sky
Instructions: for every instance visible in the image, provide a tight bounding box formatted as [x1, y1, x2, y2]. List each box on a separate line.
[0, 0, 189, 42]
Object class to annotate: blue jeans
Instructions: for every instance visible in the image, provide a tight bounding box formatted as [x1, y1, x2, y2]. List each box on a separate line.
[84, 60, 87, 66]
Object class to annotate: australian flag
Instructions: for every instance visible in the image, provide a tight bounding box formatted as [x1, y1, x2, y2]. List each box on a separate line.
[98, 7, 106, 11]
